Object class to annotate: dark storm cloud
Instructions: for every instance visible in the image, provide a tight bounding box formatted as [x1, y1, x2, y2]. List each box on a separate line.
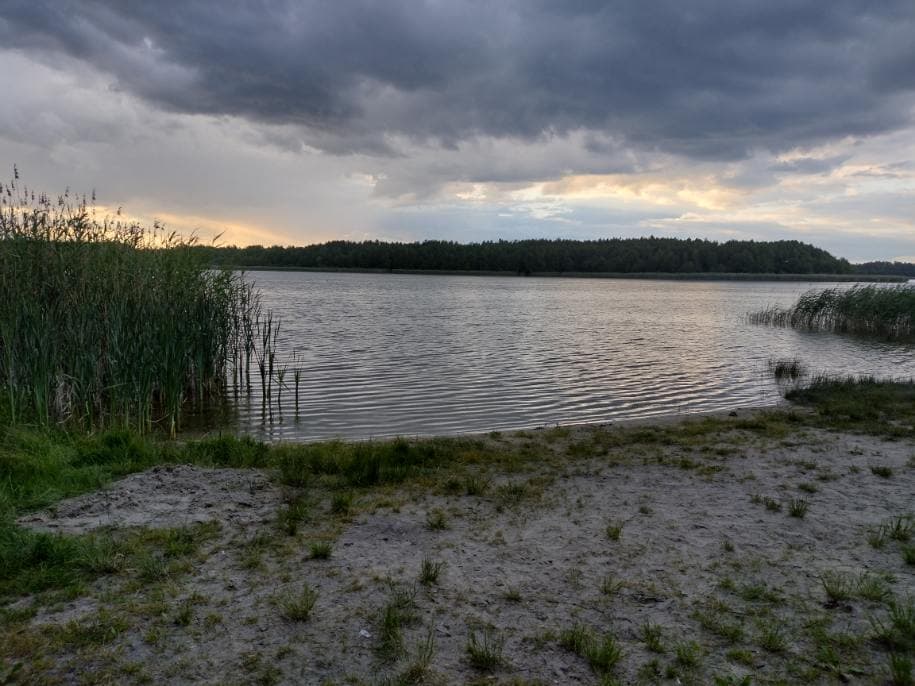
[2, 0, 914, 159]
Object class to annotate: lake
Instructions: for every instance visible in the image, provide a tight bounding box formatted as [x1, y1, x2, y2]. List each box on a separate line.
[196, 271, 915, 441]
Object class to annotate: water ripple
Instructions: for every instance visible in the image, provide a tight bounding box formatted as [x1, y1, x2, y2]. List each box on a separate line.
[188, 273, 915, 441]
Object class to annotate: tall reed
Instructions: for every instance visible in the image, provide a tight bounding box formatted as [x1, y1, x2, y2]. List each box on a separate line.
[0, 169, 262, 434]
[749, 285, 915, 339]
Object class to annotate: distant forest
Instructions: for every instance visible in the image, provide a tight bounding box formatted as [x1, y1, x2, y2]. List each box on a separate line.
[852, 260, 915, 277]
[191, 238, 914, 277]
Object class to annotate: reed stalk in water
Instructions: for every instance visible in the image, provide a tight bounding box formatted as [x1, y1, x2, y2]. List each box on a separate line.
[749, 285, 915, 339]
[0, 169, 263, 433]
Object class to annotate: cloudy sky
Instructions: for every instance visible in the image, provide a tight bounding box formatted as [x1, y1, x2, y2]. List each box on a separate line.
[1, 1, 914, 261]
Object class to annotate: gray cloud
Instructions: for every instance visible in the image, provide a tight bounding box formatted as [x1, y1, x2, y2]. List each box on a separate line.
[2, 1, 914, 160]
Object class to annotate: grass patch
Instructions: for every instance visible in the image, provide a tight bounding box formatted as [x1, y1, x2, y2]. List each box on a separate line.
[377, 583, 419, 663]
[640, 622, 665, 653]
[605, 520, 624, 541]
[786, 377, 915, 438]
[308, 541, 332, 559]
[425, 509, 448, 531]
[559, 624, 623, 675]
[330, 491, 353, 514]
[674, 641, 703, 668]
[466, 626, 505, 671]
[788, 498, 809, 518]
[871, 596, 915, 652]
[277, 583, 318, 621]
[419, 558, 445, 586]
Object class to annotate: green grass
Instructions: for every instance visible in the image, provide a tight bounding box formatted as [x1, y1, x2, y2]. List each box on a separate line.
[466, 626, 505, 671]
[640, 622, 665, 653]
[377, 583, 419, 663]
[419, 558, 445, 585]
[277, 583, 318, 621]
[308, 542, 332, 559]
[785, 377, 915, 438]
[788, 498, 809, 518]
[871, 596, 915, 653]
[425, 509, 448, 531]
[559, 624, 623, 675]
[605, 520, 624, 541]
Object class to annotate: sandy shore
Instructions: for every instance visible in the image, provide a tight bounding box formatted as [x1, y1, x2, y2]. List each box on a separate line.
[9, 407, 915, 685]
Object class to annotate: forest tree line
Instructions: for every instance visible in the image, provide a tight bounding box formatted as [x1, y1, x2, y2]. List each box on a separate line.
[189, 237, 914, 276]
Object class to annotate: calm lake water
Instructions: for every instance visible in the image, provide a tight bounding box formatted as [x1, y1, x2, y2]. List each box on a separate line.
[198, 271, 915, 441]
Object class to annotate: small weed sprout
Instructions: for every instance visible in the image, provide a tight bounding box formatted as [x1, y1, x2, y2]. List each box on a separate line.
[377, 583, 418, 663]
[757, 621, 787, 653]
[870, 596, 915, 653]
[675, 641, 703, 668]
[600, 574, 624, 597]
[395, 630, 436, 684]
[466, 626, 505, 671]
[640, 622, 665, 653]
[330, 492, 353, 514]
[868, 525, 890, 549]
[606, 521, 624, 541]
[857, 573, 892, 602]
[426, 509, 448, 531]
[277, 496, 309, 536]
[503, 586, 522, 602]
[888, 516, 914, 542]
[902, 546, 915, 566]
[464, 475, 490, 496]
[871, 465, 894, 478]
[560, 624, 622, 675]
[278, 584, 317, 621]
[788, 498, 809, 518]
[309, 542, 332, 559]
[419, 558, 445, 586]
[820, 571, 855, 603]
[889, 653, 913, 686]
[587, 633, 623, 674]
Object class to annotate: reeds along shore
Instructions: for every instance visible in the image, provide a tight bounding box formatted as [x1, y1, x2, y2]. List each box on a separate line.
[0, 171, 280, 435]
[749, 284, 915, 339]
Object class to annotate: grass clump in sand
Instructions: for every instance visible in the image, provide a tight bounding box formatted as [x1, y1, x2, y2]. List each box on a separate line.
[277, 583, 318, 621]
[788, 498, 809, 518]
[605, 520, 624, 541]
[466, 626, 505, 671]
[418, 558, 445, 586]
[559, 624, 623, 676]
[376, 583, 419, 663]
[308, 541, 332, 559]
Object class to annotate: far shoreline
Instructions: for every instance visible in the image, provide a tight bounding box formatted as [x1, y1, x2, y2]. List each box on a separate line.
[227, 265, 908, 282]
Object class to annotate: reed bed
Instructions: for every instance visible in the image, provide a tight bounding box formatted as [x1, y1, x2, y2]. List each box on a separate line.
[749, 285, 915, 339]
[0, 170, 276, 434]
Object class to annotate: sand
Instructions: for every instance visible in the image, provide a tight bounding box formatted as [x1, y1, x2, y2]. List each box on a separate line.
[9, 413, 915, 685]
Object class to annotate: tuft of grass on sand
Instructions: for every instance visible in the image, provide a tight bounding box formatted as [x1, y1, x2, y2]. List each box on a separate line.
[277, 584, 317, 621]
[419, 558, 445, 586]
[466, 626, 505, 671]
